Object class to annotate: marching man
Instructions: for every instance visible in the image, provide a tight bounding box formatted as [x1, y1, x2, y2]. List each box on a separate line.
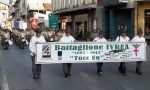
[93, 30, 107, 76]
[1, 28, 10, 50]
[116, 29, 130, 76]
[131, 28, 146, 75]
[29, 29, 46, 79]
[59, 30, 75, 78]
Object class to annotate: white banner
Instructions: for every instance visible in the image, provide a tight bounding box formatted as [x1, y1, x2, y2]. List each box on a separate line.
[36, 42, 147, 64]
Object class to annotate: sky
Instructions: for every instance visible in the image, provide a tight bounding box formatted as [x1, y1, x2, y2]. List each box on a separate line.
[0, 0, 9, 4]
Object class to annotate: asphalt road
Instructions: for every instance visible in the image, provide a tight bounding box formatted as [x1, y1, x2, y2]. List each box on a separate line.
[0, 45, 150, 90]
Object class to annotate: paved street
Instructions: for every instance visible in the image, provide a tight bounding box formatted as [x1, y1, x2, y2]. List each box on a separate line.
[0, 45, 150, 90]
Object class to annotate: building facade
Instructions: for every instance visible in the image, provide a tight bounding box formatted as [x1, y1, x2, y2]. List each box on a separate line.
[27, 0, 52, 29]
[52, 0, 137, 40]
[52, 0, 101, 39]
[9, 0, 52, 30]
[9, 0, 27, 29]
[135, 0, 150, 41]
[101, 0, 135, 39]
[0, 2, 9, 27]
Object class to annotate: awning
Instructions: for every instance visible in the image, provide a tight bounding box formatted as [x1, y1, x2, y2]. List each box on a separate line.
[28, 3, 45, 11]
[53, 4, 97, 15]
[43, 3, 52, 11]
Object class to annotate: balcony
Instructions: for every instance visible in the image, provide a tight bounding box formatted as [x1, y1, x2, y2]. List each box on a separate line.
[101, 0, 129, 6]
[53, 0, 97, 12]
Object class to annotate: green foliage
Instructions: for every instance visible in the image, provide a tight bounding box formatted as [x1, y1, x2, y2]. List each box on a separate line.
[84, 32, 91, 39]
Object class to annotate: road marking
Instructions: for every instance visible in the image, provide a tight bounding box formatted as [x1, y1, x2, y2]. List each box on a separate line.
[0, 59, 9, 90]
[2, 72, 9, 90]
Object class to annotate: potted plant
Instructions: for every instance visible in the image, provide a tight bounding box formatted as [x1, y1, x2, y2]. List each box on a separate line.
[84, 32, 91, 42]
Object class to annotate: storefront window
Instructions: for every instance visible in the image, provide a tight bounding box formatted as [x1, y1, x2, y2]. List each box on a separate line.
[145, 10, 150, 35]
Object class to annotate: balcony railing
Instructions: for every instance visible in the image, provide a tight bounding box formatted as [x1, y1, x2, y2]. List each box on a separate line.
[53, 0, 97, 11]
[101, 0, 129, 6]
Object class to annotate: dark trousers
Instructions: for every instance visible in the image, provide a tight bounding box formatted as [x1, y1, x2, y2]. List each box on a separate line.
[4, 42, 9, 49]
[63, 63, 72, 75]
[136, 61, 142, 71]
[119, 62, 126, 73]
[31, 56, 41, 76]
[97, 63, 103, 72]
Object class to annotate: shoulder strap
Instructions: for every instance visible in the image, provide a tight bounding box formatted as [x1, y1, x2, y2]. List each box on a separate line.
[119, 36, 120, 41]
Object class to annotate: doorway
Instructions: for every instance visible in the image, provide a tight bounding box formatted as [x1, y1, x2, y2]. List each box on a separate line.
[145, 10, 150, 35]
[104, 9, 134, 40]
